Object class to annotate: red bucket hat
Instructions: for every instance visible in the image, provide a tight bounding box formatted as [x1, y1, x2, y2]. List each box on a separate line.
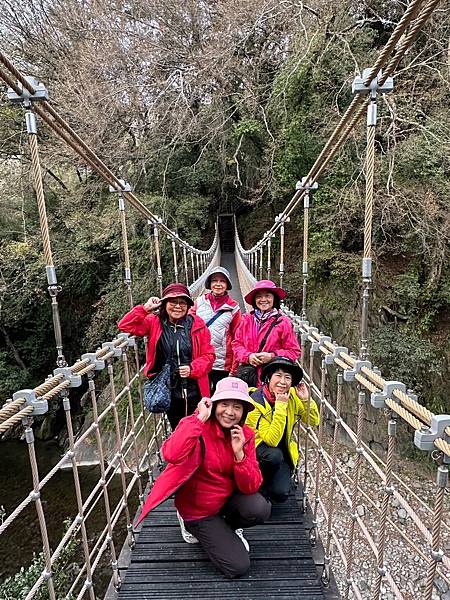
[244, 279, 286, 306]
[160, 283, 194, 307]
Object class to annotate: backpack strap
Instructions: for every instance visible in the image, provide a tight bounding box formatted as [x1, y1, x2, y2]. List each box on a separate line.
[205, 310, 226, 328]
[257, 316, 281, 352]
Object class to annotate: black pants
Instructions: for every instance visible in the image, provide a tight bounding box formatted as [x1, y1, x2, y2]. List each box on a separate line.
[208, 369, 229, 394]
[166, 392, 199, 430]
[185, 492, 271, 578]
[256, 443, 292, 503]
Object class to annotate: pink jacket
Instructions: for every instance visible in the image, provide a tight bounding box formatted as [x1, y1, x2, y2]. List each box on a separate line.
[232, 312, 301, 384]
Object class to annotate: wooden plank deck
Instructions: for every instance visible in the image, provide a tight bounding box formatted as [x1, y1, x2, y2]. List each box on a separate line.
[115, 490, 339, 600]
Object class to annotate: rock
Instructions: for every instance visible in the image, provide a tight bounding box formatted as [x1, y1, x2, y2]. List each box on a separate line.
[397, 508, 407, 520]
[357, 504, 365, 517]
[434, 576, 449, 594]
[391, 497, 399, 508]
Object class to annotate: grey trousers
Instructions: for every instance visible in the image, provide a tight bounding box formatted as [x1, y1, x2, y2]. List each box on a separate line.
[185, 491, 271, 578]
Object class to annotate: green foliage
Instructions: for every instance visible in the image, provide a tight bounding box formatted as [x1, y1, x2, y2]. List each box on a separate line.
[371, 324, 446, 414]
[0, 520, 77, 599]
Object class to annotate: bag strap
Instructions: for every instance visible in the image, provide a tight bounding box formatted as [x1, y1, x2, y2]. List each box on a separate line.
[205, 309, 226, 328]
[257, 316, 281, 352]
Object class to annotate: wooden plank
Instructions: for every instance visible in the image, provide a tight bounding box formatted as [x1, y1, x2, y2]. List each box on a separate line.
[113, 488, 332, 600]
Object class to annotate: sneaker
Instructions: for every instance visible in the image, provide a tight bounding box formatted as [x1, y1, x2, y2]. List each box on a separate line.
[234, 528, 249, 552]
[176, 511, 198, 544]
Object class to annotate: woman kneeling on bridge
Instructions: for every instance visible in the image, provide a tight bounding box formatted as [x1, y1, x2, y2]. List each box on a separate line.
[118, 282, 215, 429]
[135, 377, 271, 579]
[247, 357, 320, 503]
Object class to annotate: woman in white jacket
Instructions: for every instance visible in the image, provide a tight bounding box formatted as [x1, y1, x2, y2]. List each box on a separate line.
[191, 266, 241, 393]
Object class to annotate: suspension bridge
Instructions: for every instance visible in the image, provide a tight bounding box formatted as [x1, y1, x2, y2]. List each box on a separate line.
[0, 1, 449, 599]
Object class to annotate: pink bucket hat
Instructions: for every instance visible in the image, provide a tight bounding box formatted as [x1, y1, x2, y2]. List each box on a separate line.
[244, 279, 287, 306]
[211, 377, 255, 409]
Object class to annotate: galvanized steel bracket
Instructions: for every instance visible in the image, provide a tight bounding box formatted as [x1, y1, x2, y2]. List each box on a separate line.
[118, 333, 136, 348]
[12, 389, 48, 416]
[7, 76, 49, 104]
[53, 367, 82, 388]
[301, 325, 318, 344]
[414, 415, 450, 453]
[371, 381, 405, 409]
[102, 341, 123, 358]
[312, 335, 331, 352]
[343, 360, 372, 383]
[81, 353, 106, 371]
[352, 69, 394, 97]
[325, 345, 348, 365]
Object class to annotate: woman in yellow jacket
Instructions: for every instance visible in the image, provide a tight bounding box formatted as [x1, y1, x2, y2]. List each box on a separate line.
[246, 356, 319, 503]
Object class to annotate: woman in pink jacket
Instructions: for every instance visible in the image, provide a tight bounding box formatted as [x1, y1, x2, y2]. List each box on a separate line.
[135, 377, 271, 578]
[232, 280, 301, 386]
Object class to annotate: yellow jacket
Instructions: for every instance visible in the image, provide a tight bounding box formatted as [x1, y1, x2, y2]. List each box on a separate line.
[246, 386, 320, 468]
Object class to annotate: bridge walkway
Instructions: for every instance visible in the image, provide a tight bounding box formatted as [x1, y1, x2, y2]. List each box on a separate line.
[115, 487, 338, 599]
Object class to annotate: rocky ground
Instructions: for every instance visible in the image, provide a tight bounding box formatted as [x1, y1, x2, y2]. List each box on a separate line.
[304, 444, 450, 599]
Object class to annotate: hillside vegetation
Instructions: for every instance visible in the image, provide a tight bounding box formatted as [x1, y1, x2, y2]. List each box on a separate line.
[0, 0, 449, 417]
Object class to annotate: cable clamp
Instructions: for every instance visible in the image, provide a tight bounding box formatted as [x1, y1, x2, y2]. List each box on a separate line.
[30, 490, 40, 501]
[108, 179, 132, 193]
[118, 333, 136, 348]
[102, 341, 123, 358]
[414, 415, 450, 452]
[343, 359, 372, 382]
[42, 570, 52, 581]
[431, 549, 444, 562]
[296, 177, 319, 192]
[352, 69, 394, 96]
[377, 566, 387, 576]
[301, 325, 318, 344]
[12, 389, 48, 416]
[81, 353, 105, 371]
[7, 76, 49, 103]
[371, 381, 405, 409]
[53, 367, 82, 388]
[312, 335, 331, 352]
[325, 345, 348, 365]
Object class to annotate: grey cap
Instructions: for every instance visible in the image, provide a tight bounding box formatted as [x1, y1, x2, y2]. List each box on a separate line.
[205, 266, 232, 290]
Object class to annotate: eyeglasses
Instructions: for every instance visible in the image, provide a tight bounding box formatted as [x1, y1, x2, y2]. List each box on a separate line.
[166, 299, 188, 307]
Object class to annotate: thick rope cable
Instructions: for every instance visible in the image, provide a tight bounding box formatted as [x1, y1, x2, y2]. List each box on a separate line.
[343, 390, 366, 600]
[371, 415, 397, 600]
[364, 0, 427, 85]
[0, 405, 34, 433]
[24, 426, 56, 600]
[0, 398, 25, 422]
[86, 374, 120, 591]
[29, 133, 53, 266]
[379, 0, 443, 85]
[62, 391, 96, 600]
[424, 466, 448, 600]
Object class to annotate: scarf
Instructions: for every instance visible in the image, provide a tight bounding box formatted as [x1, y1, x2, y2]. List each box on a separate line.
[254, 307, 279, 329]
[206, 292, 230, 312]
[263, 384, 276, 406]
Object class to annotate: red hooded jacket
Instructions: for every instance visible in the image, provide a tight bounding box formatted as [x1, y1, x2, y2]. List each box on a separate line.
[135, 413, 262, 526]
[118, 305, 215, 397]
